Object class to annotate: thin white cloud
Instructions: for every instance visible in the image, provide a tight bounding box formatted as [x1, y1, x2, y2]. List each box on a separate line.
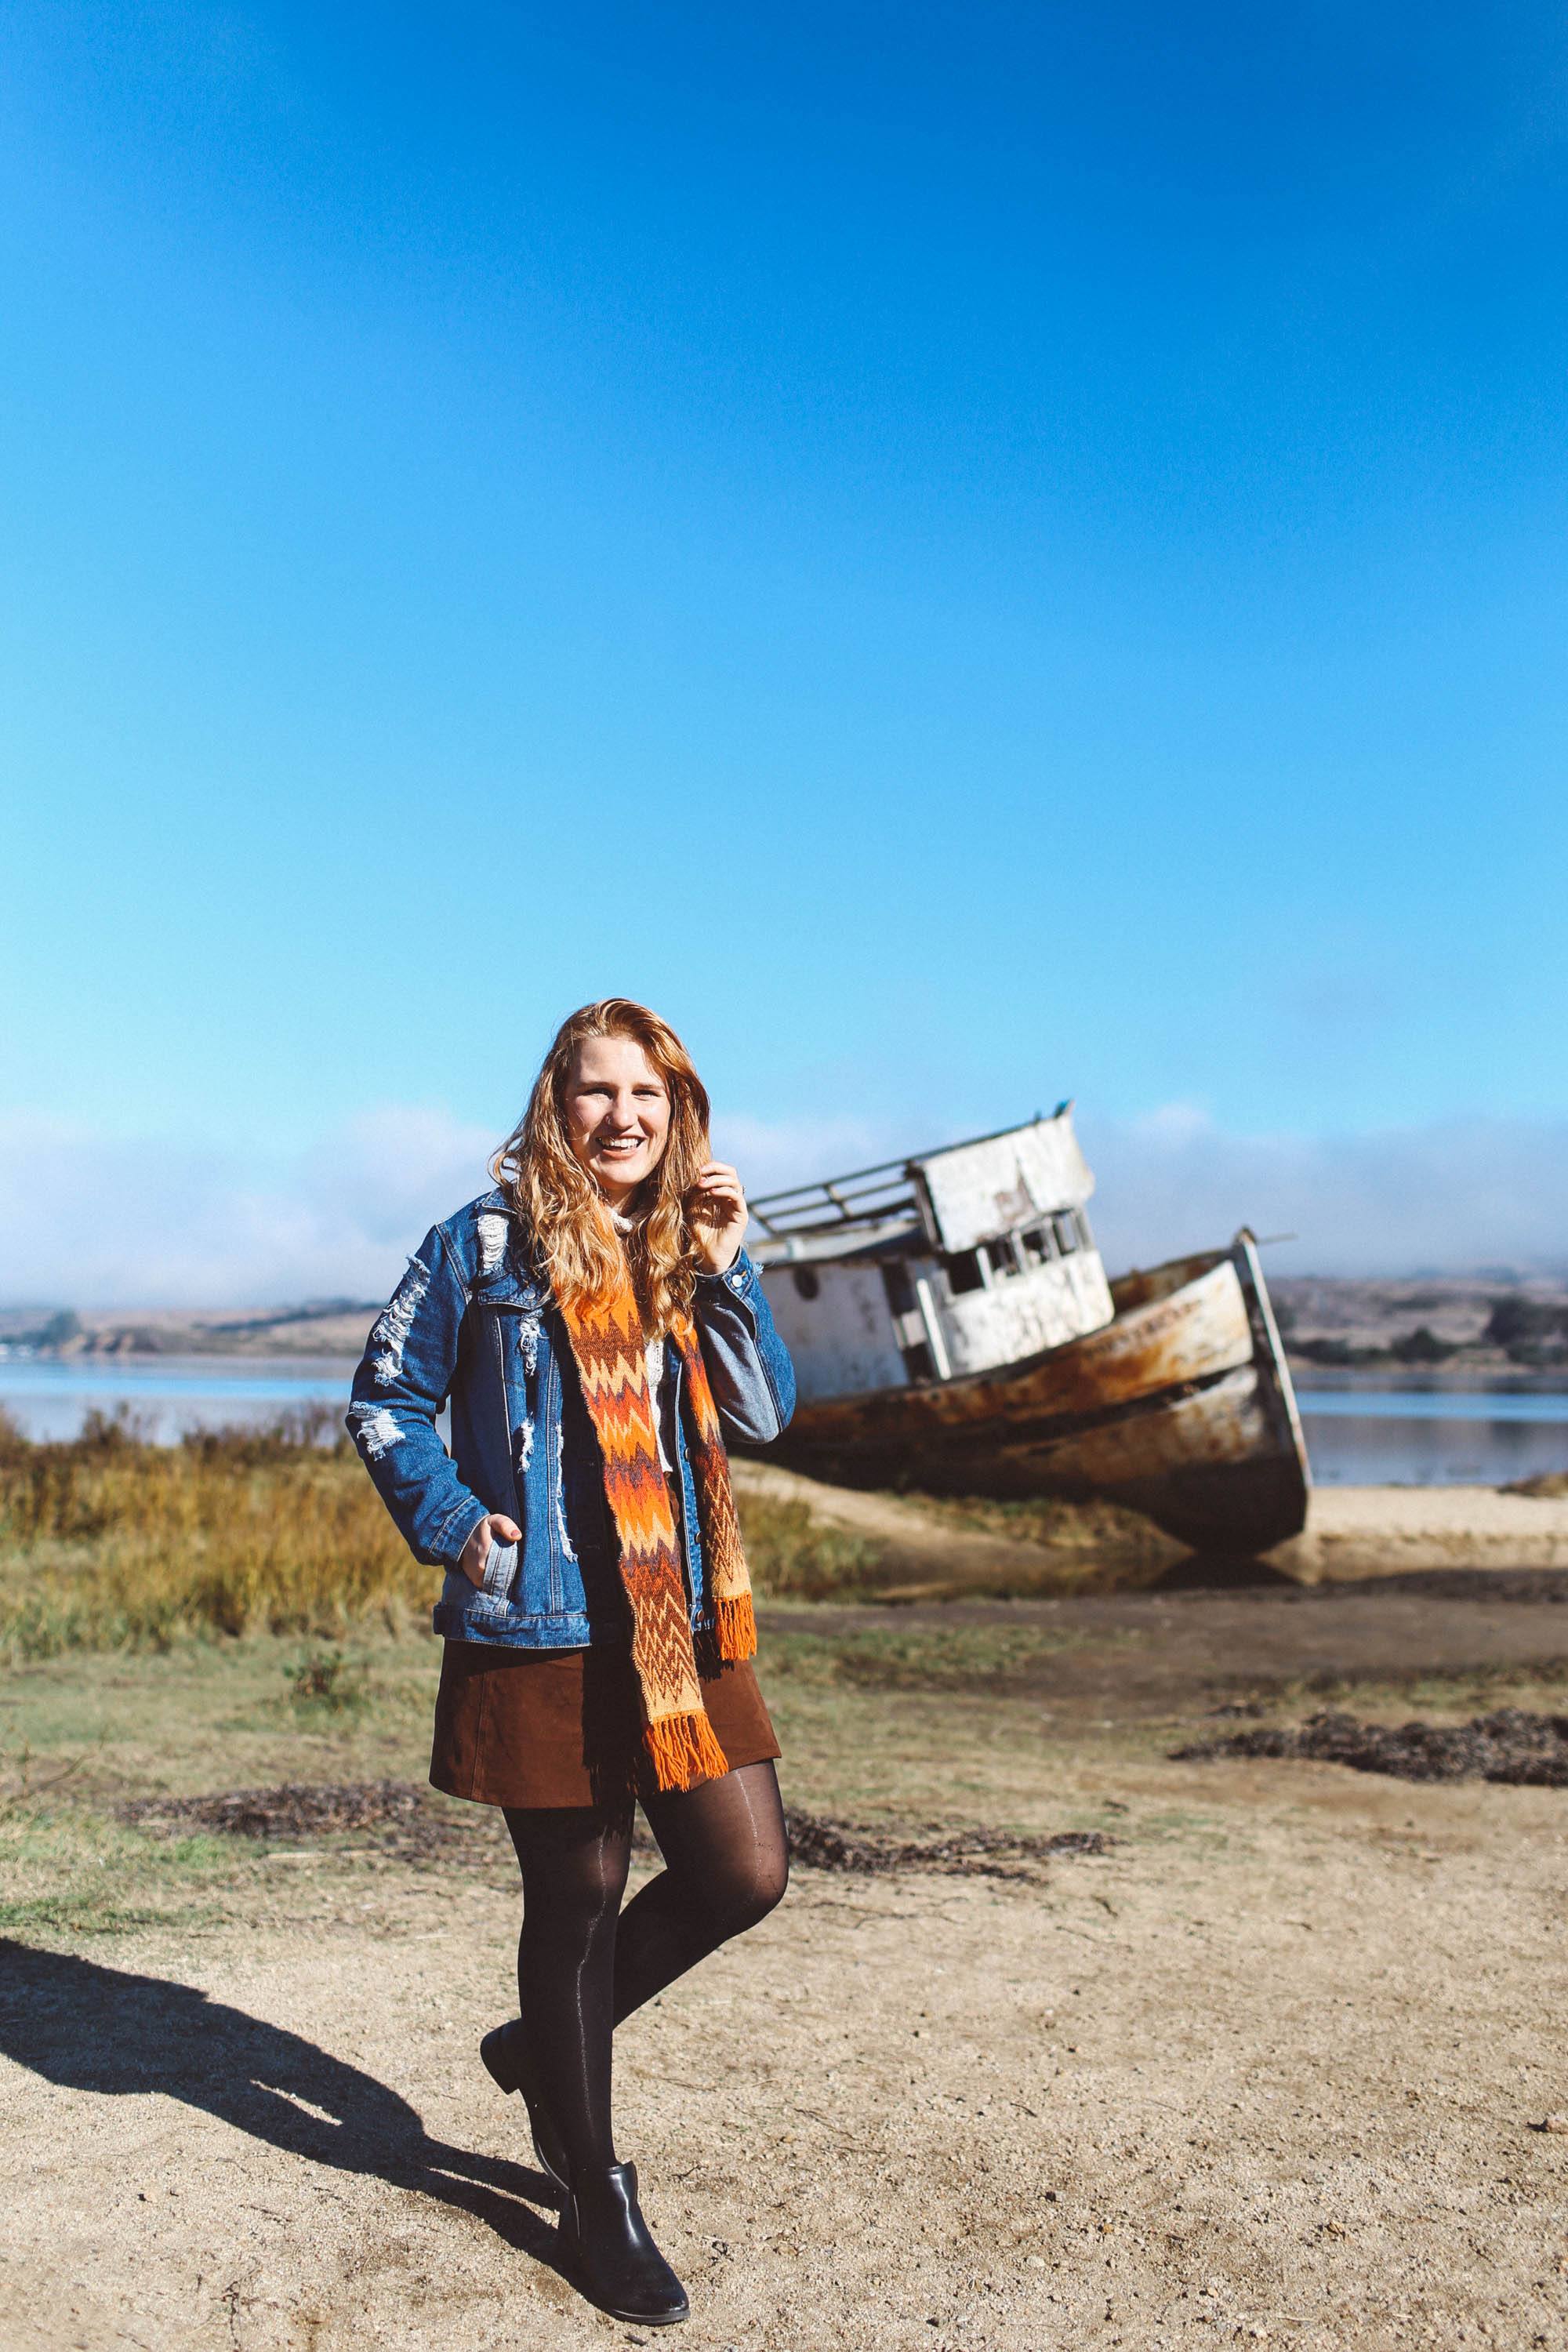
[1079, 1106, 1568, 1277]
[725, 1103, 1568, 1277]
[0, 1107, 499, 1308]
[1, 1102, 1563, 1307]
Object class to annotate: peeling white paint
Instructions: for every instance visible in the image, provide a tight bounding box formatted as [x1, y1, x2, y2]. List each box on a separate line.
[370, 1254, 430, 1386]
[476, 1212, 507, 1276]
[348, 1402, 405, 1461]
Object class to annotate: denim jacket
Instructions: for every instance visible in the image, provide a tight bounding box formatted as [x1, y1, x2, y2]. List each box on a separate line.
[347, 1190, 795, 1649]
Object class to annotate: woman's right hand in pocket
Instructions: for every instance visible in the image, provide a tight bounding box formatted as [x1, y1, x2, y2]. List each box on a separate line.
[458, 1512, 522, 1588]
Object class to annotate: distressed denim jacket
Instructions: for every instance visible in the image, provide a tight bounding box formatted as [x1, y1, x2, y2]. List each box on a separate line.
[347, 1190, 796, 1649]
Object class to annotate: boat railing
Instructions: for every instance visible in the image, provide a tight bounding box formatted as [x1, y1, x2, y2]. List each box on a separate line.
[749, 1107, 1089, 1248]
[749, 1153, 923, 1239]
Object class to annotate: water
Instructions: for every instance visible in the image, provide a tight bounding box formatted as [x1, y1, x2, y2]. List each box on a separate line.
[2, 1356, 1566, 1488]
[0, 1357, 361, 1444]
[1291, 1385, 1568, 1488]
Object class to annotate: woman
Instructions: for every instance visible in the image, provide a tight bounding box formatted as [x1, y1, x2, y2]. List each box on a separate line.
[347, 1000, 796, 2327]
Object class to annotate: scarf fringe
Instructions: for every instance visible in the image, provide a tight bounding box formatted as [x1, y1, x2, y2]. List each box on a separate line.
[645, 1708, 731, 1793]
[713, 1588, 757, 1661]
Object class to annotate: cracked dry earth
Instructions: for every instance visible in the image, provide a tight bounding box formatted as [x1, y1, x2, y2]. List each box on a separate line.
[5, 1767, 1568, 2352]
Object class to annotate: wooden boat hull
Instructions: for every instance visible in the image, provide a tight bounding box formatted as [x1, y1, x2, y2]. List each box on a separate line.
[764, 1232, 1311, 1555]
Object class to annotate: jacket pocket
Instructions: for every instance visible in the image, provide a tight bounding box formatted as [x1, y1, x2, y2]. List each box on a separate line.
[480, 1538, 520, 1602]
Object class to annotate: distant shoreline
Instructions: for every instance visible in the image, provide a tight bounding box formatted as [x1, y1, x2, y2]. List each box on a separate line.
[3, 1269, 1567, 1385]
[6, 1345, 1566, 1396]
[0, 1303, 381, 1362]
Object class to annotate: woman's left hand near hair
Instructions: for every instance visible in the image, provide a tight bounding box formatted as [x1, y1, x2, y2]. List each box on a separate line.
[688, 1161, 748, 1274]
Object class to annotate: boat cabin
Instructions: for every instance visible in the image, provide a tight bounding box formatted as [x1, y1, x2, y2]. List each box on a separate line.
[748, 1109, 1115, 1403]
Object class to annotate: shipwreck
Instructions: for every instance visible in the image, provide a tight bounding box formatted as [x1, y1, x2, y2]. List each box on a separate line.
[747, 1109, 1310, 1555]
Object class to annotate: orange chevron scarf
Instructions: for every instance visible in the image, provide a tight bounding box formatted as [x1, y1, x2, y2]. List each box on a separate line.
[557, 1263, 757, 1794]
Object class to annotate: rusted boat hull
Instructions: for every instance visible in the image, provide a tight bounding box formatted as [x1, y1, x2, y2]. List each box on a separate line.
[765, 1232, 1311, 1554]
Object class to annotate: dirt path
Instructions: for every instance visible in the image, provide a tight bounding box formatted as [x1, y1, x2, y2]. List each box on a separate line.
[5, 1755, 1568, 2351]
[10, 1490, 1568, 2347]
[766, 1574, 1568, 1722]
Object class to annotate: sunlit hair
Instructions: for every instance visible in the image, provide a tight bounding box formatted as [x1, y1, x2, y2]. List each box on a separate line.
[492, 1000, 712, 1333]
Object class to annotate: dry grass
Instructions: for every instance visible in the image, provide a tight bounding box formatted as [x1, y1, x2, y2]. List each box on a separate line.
[0, 1410, 880, 1659]
[731, 1494, 878, 1597]
[0, 1408, 423, 1657]
[882, 1486, 1172, 1564]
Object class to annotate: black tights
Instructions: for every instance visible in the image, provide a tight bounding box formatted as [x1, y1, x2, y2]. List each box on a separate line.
[503, 1760, 789, 2177]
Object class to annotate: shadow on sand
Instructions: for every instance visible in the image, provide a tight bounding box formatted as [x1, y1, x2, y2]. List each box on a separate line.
[0, 1939, 564, 2268]
[1149, 1551, 1303, 1592]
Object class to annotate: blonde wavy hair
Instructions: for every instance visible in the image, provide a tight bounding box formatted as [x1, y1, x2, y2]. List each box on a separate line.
[492, 1000, 712, 1333]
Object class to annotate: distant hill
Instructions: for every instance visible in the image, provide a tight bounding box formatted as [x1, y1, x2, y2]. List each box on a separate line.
[1271, 1273, 1568, 1375]
[5, 1272, 1568, 1375]
[0, 1301, 381, 1359]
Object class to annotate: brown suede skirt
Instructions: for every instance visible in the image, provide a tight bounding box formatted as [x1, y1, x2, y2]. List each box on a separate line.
[430, 1639, 780, 1812]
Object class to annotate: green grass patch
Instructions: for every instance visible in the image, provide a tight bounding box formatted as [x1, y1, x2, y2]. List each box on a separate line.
[766, 1615, 1100, 1690]
[0, 1897, 210, 1936]
[0, 1799, 248, 1941]
[1224, 1656, 1568, 1724]
[282, 1648, 372, 1715]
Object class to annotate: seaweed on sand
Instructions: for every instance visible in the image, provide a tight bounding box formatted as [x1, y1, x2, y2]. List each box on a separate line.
[1174, 1706, 1568, 1787]
[121, 1782, 1112, 1879]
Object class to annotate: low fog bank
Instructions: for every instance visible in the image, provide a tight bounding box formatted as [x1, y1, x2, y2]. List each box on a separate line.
[2, 1102, 1563, 1309]
[1079, 1107, 1568, 1281]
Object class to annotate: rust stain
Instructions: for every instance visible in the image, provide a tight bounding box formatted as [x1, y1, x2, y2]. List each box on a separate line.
[771, 1242, 1310, 1555]
[786, 1256, 1251, 1446]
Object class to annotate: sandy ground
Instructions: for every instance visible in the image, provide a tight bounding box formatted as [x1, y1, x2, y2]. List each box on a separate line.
[5, 1746, 1568, 2348]
[731, 1458, 1166, 1583]
[1278, 1488, 1568, 1579]
[9, 1489, 1568, 2350]
[734, 1461, 1568, 1582]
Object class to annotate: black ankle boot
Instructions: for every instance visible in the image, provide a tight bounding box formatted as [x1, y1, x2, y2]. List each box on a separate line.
[558, 2161, 689, 2325]
[479, 2021, 571, 2196]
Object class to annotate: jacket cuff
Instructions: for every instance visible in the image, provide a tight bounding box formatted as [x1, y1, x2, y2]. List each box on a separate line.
[695, 1248, 756, 1299]
[435, 1497, 490, 1566]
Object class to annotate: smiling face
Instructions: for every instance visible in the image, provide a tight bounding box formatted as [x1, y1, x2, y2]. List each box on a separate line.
[562, 1033, 673, 1207]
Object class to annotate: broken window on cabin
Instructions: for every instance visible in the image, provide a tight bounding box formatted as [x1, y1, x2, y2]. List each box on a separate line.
[1020, 1222, 1057, 1266]
[881, 1262, 939, 1384]
[941, 1250, 986, 1296]
[985, 1236, 1021, 1279]
[881, 1261, 916, 1316]
[1054, 1213, 1080, 1257]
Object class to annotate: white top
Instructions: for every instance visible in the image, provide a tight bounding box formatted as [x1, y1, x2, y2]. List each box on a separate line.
[644, 1334, 672, 1473]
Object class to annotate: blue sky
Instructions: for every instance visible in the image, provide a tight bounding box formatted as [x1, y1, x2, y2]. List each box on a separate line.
[3, 3, 1566, 1298]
